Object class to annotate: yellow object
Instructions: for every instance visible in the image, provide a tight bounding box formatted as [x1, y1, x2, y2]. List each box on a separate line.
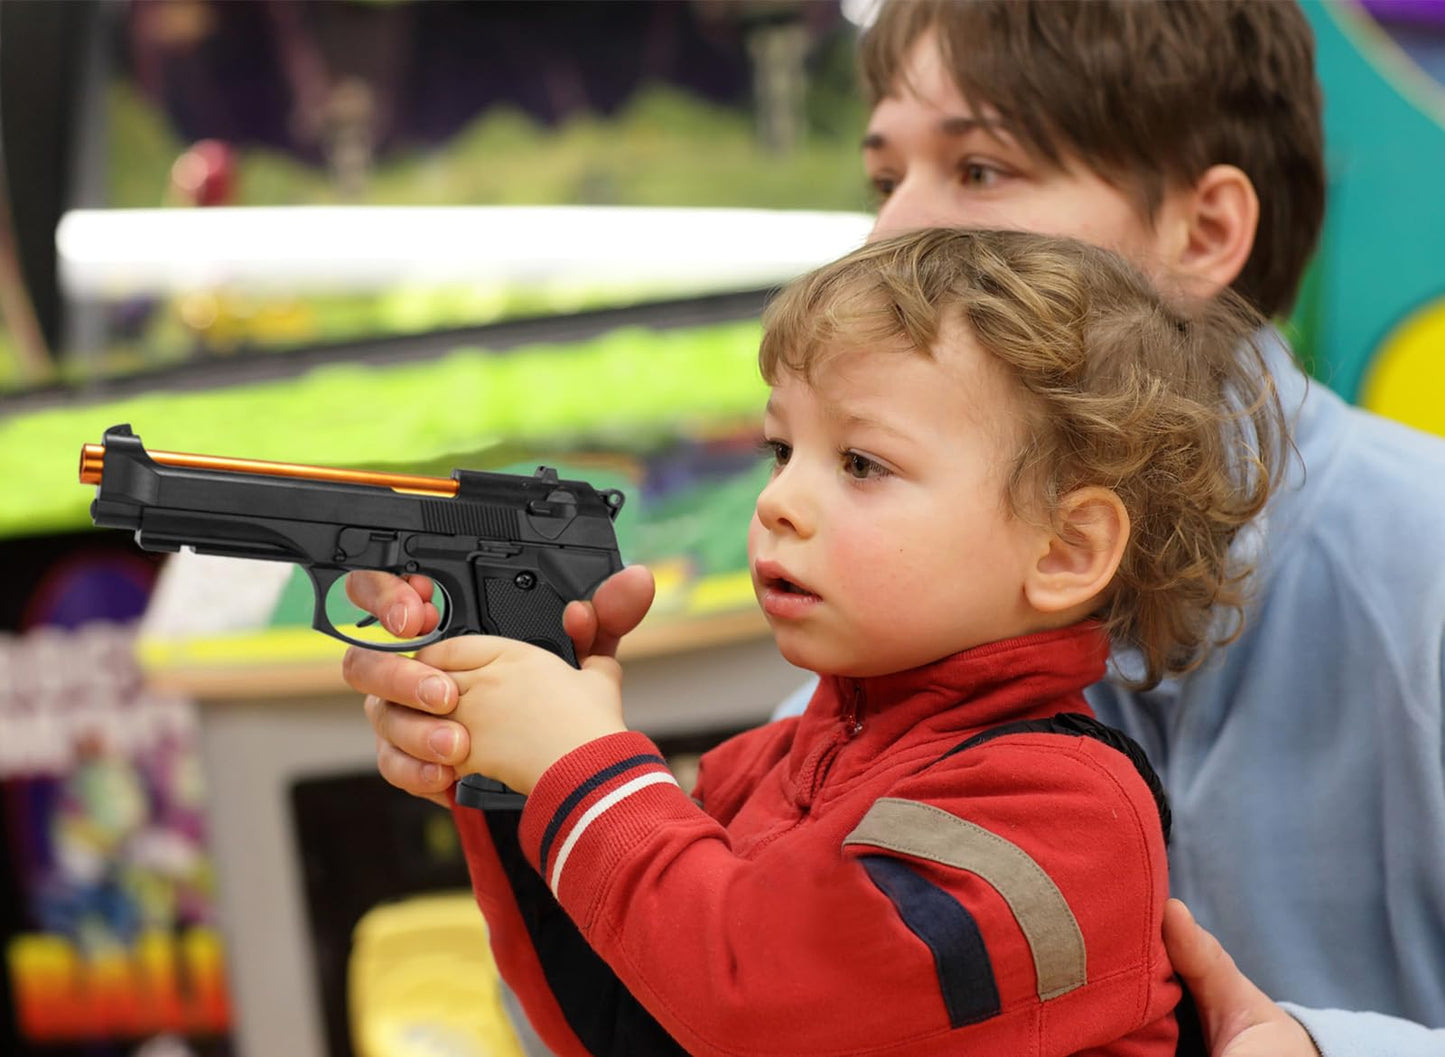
[1361, 295, 1445, 438]
[687, 569, 758, 616]
[349, 891, 528, 1057]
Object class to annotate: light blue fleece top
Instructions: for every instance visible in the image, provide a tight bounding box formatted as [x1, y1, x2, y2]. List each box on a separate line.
[772, 333, 1445, 1055]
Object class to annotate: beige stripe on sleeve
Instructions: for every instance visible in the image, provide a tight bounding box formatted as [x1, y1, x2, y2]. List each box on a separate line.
[844, 797, 1086, 1000]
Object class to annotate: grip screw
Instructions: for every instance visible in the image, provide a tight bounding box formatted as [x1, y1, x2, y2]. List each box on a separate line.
[514, 571, 537, 590]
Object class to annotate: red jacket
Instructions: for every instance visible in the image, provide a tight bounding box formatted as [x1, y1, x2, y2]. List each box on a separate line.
[454, 623, 1180, 1057]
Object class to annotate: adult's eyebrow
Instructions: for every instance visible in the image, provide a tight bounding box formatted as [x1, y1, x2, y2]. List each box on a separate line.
[861, 115, 1015, 151]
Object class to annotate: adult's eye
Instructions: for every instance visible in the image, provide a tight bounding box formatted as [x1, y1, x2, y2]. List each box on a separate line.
[961, 161, 1002, 188]
[868, 173, 899, 199]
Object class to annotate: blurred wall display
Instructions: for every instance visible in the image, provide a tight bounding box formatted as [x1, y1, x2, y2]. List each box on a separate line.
[0, 624, 233, 1057]
[6, 302, 777, 677]
[2, 0, 1440, 423]
[0, 531, 231, 1056]
[1292, 0, 1445, 435]
[0, 0, 90, 387]
[15, 0, 869, 381]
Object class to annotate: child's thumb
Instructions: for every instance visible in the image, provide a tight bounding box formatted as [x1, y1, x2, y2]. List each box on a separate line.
[580, 652, 623, 686]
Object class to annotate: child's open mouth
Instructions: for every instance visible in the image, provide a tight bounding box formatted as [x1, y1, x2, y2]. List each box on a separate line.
[757, 567, 821, 619]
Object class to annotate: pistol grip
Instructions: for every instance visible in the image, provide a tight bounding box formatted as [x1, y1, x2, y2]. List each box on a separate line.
[455, 570, 589, 811]
[456, 774, 527, 811]
[482, 574, 578, 666]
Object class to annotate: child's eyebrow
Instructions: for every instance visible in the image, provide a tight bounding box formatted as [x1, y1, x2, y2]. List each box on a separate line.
[834, 409, 916, 442]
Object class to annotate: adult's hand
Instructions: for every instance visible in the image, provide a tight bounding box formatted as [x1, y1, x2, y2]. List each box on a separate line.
[341, 566, 655, 805]
[1164, 899, 1321, 1057]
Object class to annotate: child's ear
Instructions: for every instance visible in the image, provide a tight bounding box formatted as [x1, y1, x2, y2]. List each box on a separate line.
[1023, 487, 1129, 615]
[1166, 163, 1260, 302]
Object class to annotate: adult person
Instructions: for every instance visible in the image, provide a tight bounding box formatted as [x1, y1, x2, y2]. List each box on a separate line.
[343, 3, 1445, 1054]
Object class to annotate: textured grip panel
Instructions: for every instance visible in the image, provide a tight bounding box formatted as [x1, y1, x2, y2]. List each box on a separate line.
[422, 499, 514, 539]
[484, 576, 578, 666]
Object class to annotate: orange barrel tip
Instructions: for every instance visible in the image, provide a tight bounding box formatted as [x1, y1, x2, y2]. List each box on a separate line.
[79, 443, 105, 485]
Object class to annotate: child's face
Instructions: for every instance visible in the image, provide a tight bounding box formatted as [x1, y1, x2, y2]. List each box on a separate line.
[748, 323, 1054, 678]
[863, 32, 1175, 283]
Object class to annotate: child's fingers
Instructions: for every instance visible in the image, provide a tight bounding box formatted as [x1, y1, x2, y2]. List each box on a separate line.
[413, 634, 527, 676]
[580, 653, 623, 685]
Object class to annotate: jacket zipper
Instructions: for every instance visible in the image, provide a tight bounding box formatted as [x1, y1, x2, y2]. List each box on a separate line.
[795, 681, 868, 816]
[818, 683, 865, 795]
[844, 681, 865, 738]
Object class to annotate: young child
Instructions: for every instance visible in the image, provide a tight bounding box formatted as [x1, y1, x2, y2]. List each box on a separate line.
[421, 227, 1287, 1057]
[349, 3, 1445, 1050]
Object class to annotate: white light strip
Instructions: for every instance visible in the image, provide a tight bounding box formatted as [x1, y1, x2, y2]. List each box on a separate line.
[56, 204, 874, 298]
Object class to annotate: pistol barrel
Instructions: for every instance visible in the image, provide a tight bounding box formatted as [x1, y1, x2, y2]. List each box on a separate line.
[79, 440, 460, 497]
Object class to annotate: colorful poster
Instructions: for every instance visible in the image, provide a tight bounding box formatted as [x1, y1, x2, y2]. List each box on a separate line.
[0, 623, 233, 1056]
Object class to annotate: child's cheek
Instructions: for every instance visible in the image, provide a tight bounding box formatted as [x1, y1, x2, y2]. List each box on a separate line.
[828, 517, 935, 618]
[825, 522, 898, 595]
[746, 514, 765, 563]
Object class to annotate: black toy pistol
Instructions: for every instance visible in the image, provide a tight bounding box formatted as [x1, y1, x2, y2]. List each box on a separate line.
[80, 423, 627, 811]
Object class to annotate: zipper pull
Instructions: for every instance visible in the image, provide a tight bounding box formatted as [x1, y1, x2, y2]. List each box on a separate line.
[846, 682, 865, 737]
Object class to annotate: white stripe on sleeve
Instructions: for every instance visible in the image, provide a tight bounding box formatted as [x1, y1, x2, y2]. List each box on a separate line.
[548, 771, 680, 895]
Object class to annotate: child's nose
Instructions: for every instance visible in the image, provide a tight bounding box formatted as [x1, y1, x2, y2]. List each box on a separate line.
[755, 466, 814, 538]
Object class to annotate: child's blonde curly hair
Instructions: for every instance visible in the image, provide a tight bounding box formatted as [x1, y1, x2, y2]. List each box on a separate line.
[759, 228, 1290, 689]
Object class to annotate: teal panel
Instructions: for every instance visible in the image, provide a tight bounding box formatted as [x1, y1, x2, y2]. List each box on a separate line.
[1300, 0, 1445, 402]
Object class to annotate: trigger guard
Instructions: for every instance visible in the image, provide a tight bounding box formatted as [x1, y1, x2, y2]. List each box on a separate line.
[308, 567, 452, 653]
[318, 624, 447, 653]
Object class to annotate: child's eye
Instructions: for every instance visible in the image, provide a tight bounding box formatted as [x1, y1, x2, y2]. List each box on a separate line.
[841, 450, 888, 480]
[868, 172, 899, 200]
[761, 438, 791, 468]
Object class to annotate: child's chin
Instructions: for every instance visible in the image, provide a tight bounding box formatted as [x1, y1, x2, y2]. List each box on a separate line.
[771, 633, 874, 678]
[770, 632, 834, 674]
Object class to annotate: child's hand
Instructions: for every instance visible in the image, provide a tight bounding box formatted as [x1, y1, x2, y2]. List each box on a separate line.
[414, 635, 626, 795]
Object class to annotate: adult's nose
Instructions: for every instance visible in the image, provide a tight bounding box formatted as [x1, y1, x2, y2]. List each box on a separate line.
[870, 176, 955, 242]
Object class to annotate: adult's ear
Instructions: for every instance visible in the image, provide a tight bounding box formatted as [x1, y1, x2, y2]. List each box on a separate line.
[1162, 164, 1259, 304]
[1023, 486, 1129, 616]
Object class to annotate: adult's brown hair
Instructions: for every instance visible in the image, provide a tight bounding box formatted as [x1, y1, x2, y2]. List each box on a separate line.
[860, 0, 1326, 319]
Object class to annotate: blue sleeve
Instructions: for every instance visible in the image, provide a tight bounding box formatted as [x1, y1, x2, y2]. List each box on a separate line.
[1284, 1004, 1445, 1057]
[769, 676, 819, 720]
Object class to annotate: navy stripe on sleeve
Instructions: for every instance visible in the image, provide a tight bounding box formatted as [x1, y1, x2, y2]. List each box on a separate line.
[485, 809, 688, 1056]
[860, 855, 1002, 1028]
[537, 752, 670, 875]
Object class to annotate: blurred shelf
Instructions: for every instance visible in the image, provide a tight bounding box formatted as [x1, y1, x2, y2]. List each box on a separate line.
[142, 604, 771, 701]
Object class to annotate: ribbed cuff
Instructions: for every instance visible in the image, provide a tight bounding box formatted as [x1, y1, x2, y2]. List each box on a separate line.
[518, 731, 683, 915]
